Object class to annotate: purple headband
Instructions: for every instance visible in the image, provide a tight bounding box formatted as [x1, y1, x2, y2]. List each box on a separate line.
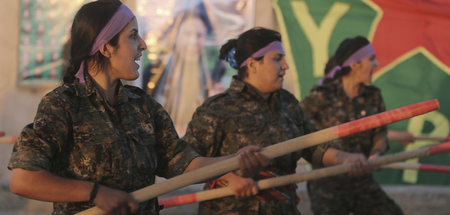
[75, 4, 134, 83]
[319, 44, 375, 84]
[239, 41, 284, 68]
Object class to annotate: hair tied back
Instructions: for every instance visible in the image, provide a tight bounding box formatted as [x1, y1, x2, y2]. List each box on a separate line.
[225, 48, 238, 69]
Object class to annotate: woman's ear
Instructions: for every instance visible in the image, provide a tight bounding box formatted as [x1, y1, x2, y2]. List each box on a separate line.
[99, 44, 112, 58]
[350, 62, 361, 71]
[247, 58, 258, 74]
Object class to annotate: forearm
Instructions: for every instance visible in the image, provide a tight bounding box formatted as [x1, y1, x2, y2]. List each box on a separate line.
[371, 135, 388, 155]
[10, 168, 93, 202]
[184, 145, 267, 178]
[387, 130, 414, 146]
[322, 147, 350, 166]
[183, 156, 232, 173]
[387, 130, 403, 141]
[321, 148, 370, 176]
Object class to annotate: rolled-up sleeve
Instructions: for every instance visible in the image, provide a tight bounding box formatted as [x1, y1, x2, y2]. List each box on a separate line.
[151, 100, 199, 178]
[8, 94, 68, 171]
[183, 104, 224, 158]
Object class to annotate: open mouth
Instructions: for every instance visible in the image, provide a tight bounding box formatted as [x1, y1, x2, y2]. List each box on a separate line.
[134, 54, 142, 62]
[134, 55, 141, 70]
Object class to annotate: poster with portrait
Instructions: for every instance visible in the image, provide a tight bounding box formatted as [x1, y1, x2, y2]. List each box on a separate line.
[17, 0, 90, 85]
[137, 0, 255, 135]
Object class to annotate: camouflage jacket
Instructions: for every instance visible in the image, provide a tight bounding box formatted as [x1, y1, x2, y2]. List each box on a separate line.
[8, 74, 199, 214]
[300, 79, 394, 213]
[183, 76, 328, 215]
[300, 78, 387, 158]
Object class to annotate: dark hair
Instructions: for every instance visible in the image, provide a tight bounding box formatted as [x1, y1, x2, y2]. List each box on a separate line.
[63, 0, 122, 84]
[219, 27, 281, 79]
[158, 9, 212, 52]
[322, 36, 370, 84]
[178, 8, 212, 35]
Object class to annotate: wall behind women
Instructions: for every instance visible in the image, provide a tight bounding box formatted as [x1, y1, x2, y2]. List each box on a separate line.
[0, 0, 48, 180]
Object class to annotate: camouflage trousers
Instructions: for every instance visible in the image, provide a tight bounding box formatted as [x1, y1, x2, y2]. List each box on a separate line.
[307, 174, 403, 215]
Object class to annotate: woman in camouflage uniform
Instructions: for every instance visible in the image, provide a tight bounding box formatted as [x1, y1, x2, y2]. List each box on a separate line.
[183, 28, 370, 215]
[300, 36, 403, 215]
[8, 1, 267, 214]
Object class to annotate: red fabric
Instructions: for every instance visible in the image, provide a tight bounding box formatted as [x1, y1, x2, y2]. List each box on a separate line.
[371, 0, 450, 75]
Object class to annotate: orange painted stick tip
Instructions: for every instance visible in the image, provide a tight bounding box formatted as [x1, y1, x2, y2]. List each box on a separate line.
[0, 136, 17, 144]
[419, 163, 450, 173]
[429, 142, 450, 155]
[385, 161, 450, 173]
[334, 99, 439, 138]
[158, 193, 197, 208]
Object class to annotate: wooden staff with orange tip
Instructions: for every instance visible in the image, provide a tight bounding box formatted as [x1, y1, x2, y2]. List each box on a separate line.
[383, 162, 450, 173]
[76, 99, 439, 215]
[0, 136, 17, 144]
[158, 142, 450, 208]
[414, 136, 450, 142]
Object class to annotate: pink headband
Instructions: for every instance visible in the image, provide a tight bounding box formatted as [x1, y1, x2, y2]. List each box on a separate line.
[75, 4, 134, 83]
[319, 44, 375, 84]
[240, 41, 284, 68]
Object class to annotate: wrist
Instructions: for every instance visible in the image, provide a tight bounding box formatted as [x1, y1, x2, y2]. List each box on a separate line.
[335, 150, 352, 164]
[225, 172, 240, 180]
[370, 148, 385, 156]
[88, 182, 99, 203]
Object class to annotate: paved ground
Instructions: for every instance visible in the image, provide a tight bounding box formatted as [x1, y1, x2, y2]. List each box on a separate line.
[2, 177, 450, 215]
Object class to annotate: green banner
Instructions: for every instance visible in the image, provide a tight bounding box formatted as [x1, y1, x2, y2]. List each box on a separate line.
[274, 0, 450, 185]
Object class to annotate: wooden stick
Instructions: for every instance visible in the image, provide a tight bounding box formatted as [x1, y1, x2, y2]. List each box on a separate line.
[414, 136, 450, 142]
[383, 162, 450, 173]
[0, 136, 17, 144]
[76, 99, 439, 215]
[159, 141, 450, 208]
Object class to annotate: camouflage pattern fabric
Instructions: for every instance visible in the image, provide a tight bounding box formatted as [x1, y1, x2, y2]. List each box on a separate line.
[300, 78, 402, 215]
[183, 76, 329, 215]
[8, 74, 199, 215]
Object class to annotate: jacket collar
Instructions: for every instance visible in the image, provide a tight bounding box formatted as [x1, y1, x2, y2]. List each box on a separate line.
[68, 72, 141, 103]
[228, 75, 280, 105]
